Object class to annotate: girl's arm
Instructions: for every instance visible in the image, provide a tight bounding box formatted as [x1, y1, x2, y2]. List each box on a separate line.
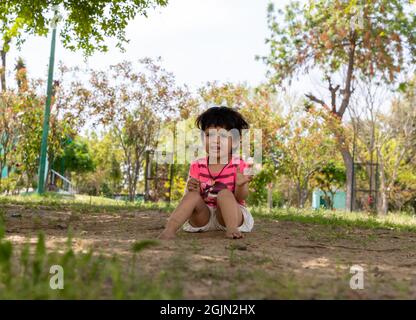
[234, 162, 253, 201]
[234, 182, 249, 202]
[185, 162, 200, 194]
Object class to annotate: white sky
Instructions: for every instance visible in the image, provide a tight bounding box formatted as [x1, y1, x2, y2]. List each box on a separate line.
[8, 0, 288, 91]
[5, 0, 391, 119]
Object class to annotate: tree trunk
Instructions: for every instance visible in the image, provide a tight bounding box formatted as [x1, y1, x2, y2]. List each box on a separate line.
[297, 181, 308, 208]
[379, 184, 388, 215]
[26, 173, 31, 193]
[0, 46, 7, 92]
[377, 157, 388, 215]
[0, 154, 7, 190]
[128, 187, 135, 202]
[340, 148, 354, 212]
[128, 166, 135, 202]
[322, 191, 334, 209]
[267, 183, 273, 211]
[296, 182, 302, 208]
[300, 188, 308, 208]
[45, 156, 53, 191]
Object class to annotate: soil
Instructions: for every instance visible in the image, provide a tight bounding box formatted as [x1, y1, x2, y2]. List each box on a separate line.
[3, 204, 416, 299]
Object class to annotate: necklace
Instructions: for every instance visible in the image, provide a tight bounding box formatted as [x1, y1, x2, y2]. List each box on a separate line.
[207, 156, 229, 184]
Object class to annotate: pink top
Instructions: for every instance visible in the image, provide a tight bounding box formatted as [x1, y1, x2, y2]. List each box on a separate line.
[188, 156, 250, 208]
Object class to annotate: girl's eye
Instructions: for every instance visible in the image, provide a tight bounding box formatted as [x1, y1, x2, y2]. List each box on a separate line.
[205, 133, 217, 138]
[204, 131, 229, 139]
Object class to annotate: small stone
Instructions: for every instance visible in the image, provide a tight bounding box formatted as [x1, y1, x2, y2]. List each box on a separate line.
[56, 223, 68, 230]
[11, 212, 22, 218]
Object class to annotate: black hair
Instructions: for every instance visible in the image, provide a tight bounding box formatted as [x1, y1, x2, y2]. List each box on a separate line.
[195, 106, 249, 134]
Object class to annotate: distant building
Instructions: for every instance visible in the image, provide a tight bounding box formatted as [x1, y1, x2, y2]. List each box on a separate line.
[312, 189, 346, 210]
[1, 132, 16, 179]
[1, 166, 8, 178]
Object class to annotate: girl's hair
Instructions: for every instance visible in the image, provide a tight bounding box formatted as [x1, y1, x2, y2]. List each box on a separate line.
[195, 106, 249, 134]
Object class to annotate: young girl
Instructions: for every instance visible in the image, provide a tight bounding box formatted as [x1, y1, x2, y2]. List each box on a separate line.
[159, 106, 255, 240]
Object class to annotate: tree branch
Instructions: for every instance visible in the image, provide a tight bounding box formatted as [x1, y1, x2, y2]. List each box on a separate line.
[305, 93, 326, 107]
[328, 77, 340, 113]
[337, 39, 356, 118]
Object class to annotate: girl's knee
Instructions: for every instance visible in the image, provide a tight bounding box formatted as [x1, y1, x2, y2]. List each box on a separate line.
[217, 189, 234, 200]
[184, 190, 201, 199]
[182, 191, 203, 204]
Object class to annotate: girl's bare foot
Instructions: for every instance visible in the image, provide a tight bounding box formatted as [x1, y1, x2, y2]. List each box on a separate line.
[158, 229, 176, 240]
[225, 228, 243, 239]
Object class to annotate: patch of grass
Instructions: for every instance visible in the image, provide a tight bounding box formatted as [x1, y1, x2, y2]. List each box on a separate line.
[7, 194, 416, 234]
[229, 269, 304, 299]
[0, 217, 182, 299]
[190, 239, 202, 254]
[251, 206, 416, 233]
[0, 194, 177, 214]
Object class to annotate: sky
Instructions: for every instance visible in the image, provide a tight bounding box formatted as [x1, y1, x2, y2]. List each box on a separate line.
[5, 0, 391, 119]
[7, 0, 286, 91]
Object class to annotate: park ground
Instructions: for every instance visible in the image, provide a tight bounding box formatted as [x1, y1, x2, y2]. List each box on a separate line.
[1, 194, 416, 299]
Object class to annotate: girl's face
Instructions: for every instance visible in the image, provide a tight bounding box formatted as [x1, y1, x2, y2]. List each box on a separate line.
[203, 126, 236, 162]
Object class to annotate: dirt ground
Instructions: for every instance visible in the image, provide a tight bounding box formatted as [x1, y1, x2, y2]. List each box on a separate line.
[3, 204, 416, 299]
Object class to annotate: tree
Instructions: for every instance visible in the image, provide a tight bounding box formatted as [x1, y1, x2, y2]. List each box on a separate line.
[311, 160, 346, 209]
[276, 108, 338, 208]
[15, 94, 44, 192]
[9, 56, 43, 192]
[109, 154, 123, 193]
[1, 61, 93, 193]
[54, 137, 95, 175]
[0, 1, 168, 92]
[15, 57, 28, 92]
[376, 80, 416, 214]
[259, 0, 416, 210]
[11, 62, 86, 192]
[350, 75, 416, 214]
[72, 131, 122, 197]
[0, 1, 168, 54]
[199, 82, 284, 154]
[39, 63, 93, 188]
[0, 92, 20, 189]
[86, 58, 195, 201]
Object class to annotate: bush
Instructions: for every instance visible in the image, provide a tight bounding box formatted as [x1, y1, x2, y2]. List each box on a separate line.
[0, 173, 22, 195]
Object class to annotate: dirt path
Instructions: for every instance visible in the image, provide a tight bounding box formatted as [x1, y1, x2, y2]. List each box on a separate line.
[3, 205, 416, 299]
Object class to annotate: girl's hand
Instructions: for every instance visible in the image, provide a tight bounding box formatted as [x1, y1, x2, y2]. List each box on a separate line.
[236, 161, 254, 187]
[187, 177, 200, 192]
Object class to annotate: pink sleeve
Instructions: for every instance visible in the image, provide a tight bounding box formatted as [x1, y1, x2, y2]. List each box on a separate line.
[189, 162, 200, 180]
[237, 159, 250, 175]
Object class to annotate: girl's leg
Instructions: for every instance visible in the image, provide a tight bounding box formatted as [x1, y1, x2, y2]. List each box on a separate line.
[159, 191, 210, 239]
[215, 189, 244, 239]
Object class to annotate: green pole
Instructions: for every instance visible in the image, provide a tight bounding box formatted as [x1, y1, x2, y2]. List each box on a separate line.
[37, 18, 58, 194]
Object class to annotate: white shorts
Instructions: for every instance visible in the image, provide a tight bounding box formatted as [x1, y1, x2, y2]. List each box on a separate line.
[182, 205, 254, 233]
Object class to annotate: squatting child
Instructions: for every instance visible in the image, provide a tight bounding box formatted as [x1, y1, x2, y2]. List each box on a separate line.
[159, 106, 255, 240]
